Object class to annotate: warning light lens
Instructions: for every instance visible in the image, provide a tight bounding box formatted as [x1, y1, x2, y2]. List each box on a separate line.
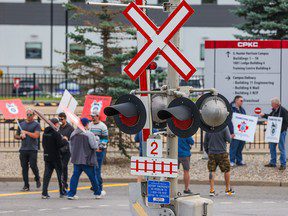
[119, 114, 139, 127]
[172, 116, 193, 130]
[149, 62, 157, 70]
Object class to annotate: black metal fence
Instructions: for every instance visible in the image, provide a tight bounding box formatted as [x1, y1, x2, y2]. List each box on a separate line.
[0, 73, 97, 100]
[0, 113, 269, 152]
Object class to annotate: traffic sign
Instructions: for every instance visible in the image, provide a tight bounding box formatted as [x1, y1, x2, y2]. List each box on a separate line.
[147, 180, 170, 205]
[123, 1, 196, 81]
[130, 156, 178, 178]
[13, 78, 20, 89]
[147, 138, 163, 158]
[254, 107, 262, 115]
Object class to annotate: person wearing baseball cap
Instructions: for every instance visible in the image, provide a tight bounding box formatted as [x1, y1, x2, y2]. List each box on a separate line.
[89, 110, 109, 194]
[42, 118, 66, 199]
[67, 118, 105, 200]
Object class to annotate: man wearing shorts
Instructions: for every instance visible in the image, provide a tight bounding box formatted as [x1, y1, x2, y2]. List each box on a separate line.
[178, 137, 194, 195]
[204, 127, 234, 197]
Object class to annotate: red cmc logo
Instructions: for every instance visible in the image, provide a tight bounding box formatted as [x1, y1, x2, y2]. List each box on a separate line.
[237, 42, 258, 48]
[237, 121, 249, 133]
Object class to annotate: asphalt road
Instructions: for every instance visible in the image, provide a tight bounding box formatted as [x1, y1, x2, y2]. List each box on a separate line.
[1, 182, 288, 216]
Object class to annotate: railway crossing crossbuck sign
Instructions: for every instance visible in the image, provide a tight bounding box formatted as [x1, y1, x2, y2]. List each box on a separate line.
[123, 1, 196, 81]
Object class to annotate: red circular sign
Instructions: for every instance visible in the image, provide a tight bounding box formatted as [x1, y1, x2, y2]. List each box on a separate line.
[149, 62, 157, 70]
[254, 107, 262, 114]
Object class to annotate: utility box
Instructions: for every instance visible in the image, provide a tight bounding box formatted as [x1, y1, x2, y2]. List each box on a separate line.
[176, 195, 213, 216]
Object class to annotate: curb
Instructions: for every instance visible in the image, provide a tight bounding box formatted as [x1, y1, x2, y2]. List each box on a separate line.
[0, 177, 286, 187]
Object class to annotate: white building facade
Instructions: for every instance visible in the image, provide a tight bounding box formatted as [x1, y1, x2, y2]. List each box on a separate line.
[0, 0, 243, 75]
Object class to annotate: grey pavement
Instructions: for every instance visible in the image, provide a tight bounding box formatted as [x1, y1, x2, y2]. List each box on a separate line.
[1, 182, 288, 215]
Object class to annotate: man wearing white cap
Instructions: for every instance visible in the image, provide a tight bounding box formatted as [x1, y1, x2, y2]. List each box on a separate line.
[89, 110, 109, 193]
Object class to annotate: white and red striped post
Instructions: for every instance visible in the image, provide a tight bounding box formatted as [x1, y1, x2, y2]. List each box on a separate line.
[135, 0, 152, 154]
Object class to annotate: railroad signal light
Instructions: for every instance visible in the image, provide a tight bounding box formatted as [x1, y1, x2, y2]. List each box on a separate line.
[104, 94, 147, 134]
[157, 97, 201, 138]
[196, 93, 232, 132]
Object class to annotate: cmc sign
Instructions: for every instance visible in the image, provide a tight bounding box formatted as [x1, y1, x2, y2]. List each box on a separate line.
[205, 40, 288, 114]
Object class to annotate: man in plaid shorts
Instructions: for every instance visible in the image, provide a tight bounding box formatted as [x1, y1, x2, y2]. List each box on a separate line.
[204, 127, 235, 197]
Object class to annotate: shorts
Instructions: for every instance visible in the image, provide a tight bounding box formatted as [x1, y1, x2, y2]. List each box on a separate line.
[178, 157, 190, 171]
[208, 153, 230, 173]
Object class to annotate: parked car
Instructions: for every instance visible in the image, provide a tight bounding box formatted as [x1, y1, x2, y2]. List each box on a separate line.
[12, 78, 42, 96]
[54, 81, 80, 97]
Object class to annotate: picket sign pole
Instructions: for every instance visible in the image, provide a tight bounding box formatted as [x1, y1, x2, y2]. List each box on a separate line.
[16, 119, 22, 131]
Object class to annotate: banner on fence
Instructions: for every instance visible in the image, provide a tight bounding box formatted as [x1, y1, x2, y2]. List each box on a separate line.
[81, 95, 112, 121]
[0, 99, 26, 119]
[232, 113, 258, 142]
[265, 116, 283, 143]
[57, 90, 78, 114]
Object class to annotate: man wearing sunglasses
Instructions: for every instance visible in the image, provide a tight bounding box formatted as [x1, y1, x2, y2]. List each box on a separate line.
[58, 112, 74, 190]
[14, 108, 41, 191]
[89, 110, 108, 194]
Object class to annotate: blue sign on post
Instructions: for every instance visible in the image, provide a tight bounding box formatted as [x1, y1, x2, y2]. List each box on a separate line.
[147, 180, 170, 205]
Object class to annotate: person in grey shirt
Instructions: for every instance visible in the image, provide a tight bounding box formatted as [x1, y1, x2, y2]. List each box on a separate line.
[14, 109, 41, 191]
[67, 118, 105, 200]
[204, 127, 234, 197]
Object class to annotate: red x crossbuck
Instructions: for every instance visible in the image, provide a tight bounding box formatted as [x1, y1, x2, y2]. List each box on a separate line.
[123, 1, 196, 81]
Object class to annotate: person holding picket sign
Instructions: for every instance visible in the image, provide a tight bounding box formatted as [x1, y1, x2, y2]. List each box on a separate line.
[89, 110, 108, 194]
[14, 109, 41, 191]
[260, 98, 288, 170]
[228, 95, 246, 167]
[41, 118, 66, 199]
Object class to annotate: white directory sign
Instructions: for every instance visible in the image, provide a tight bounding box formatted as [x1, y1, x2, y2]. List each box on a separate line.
[57, 90, 78, 114]
[232, 113, 258, 142]
[205, 40, 288, 115]
[265, 116, 283, 143]
[147, 138, 163, 158]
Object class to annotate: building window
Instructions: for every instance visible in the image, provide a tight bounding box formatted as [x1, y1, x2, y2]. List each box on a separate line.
[200, 43, 205, 61]
[25, 42, 42, 59]
[158, 0, 168, 5]
[202, 0, 217, 3]
[70, 43, 86, 56]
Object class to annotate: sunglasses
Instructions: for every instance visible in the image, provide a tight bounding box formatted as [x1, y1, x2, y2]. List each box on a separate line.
[59, 118, 65, 121]
[91, 115, 99, 117]
[27, 114, 33, 117]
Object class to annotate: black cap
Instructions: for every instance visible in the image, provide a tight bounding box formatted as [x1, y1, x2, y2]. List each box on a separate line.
[50, 118, 59, 124]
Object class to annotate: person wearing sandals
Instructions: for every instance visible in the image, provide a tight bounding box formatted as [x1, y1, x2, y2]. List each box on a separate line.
[204, 127, 235, 197]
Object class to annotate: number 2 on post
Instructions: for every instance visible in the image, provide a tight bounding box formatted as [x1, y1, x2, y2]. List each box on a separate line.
[150, 142, 158, 155]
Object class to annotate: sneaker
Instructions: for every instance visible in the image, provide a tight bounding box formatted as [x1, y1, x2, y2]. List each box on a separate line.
[36, 180, 41, 189]
[101, 190, 106, 196]
[225, 189, 235, 196]
[41, 195, 50, 199]
[95, 190, 106, 199]
[60, 194, 67, 198]
[230, 162, 235, 167]
[67, 195, 79, 200]
[264, 163, 276, 168]
[21, 186, 30, 192]
[279, 165, 286, 171]
[236, 161, 246, 166]
[183, 189, 193, 195]
[209, 190, 216, 197]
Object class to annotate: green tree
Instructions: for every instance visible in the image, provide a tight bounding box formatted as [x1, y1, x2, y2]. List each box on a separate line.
[64, 2, 137, 99]
[63, 2, 139, 158]
[233, 0, 288, 39]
